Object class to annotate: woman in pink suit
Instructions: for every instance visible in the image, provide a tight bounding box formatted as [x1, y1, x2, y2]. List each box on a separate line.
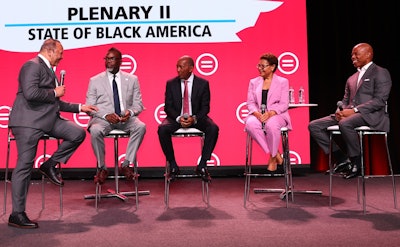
[245, 53, 292, 172]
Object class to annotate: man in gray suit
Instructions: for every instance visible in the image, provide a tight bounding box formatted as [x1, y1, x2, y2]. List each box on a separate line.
[8, 38, 98, 229]
[308, 43, 392, 179]
[86, 47, 146, 185]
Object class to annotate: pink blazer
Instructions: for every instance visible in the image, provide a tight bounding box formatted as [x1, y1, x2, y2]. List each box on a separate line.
[245, 74, 292, 130]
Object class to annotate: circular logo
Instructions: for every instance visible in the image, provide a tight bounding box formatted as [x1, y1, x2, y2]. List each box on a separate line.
[35, 154, 52, 169]
[236, 102, 248, 124]
[73, 112, 91, 127]
[121, 54, 137, 75]
[195, 53, 218, 76]
[197, 153, 220, 167]
[0, 105, 12, 129]
[278, 52, 299, 75]
[155, 103, 166, 124]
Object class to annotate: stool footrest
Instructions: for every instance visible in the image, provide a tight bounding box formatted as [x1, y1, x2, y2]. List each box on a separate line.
[84, 190, 150, 201]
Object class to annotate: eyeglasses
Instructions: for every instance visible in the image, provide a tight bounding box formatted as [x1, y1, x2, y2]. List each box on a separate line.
[256, 64, 271, 70]
[104, 57, 120, 61]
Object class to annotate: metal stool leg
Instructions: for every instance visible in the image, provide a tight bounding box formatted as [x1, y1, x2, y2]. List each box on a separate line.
[3, 130, 12, 215]
[164, 128, 208, 208]
[329, 131, 334, 207]
[164, 162, 170, 208]
[357, 130, 397, 214]
[327, 126, 341, 208]
[243, 133, 253, 207]
[358, 130, 367, 214]
[3, 131, 62, 216]
[202, 180, 210, 207]
[385, 133, 398, 209]
[85, 131, 149, 208]
[41, 138, 63, 217]
[250, 128, 320, 205]
[281, 128, 294, 207]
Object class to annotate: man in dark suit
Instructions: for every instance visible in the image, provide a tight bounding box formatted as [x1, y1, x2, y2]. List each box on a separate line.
[158, 55, 219, 182]
[308, 43, 392, 179]
[7, 38, 97, 229]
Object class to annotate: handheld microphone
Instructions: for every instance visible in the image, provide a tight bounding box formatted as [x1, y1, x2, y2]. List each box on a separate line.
[337, 101, 344, 111]
[183, 113, 189, 120]
[261, 104, 266, 132]
[60, 70, 66, 86]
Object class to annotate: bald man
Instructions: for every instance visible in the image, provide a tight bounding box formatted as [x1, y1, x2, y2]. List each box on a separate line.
[308, 43, 392, 179]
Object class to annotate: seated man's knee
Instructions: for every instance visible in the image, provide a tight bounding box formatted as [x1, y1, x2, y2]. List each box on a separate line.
[74, 127, 86, 143]
[138, 123, 146, 135]
[88, 125, 103, 138]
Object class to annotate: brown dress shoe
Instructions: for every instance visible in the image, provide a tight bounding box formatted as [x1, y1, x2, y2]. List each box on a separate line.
[94, 169, 108, 184]
[121, 166, 135, 180]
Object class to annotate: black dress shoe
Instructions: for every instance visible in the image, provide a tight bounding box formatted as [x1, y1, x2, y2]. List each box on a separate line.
[265, 169, 277, 176]
[333, 161, 352, 174]
[196, 167, 211, 183]
[39, 165, 64, 186]
[8, 212, 38, 229]
[333, 160, 352, 173]
[344, 166, 360, 179]
[167, 167, 180, 181]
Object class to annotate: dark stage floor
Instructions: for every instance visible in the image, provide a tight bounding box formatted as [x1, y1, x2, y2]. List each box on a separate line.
[1, 172, 400, 246]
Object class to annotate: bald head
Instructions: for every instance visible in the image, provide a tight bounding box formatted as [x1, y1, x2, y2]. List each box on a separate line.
[351, 43, 373, 68]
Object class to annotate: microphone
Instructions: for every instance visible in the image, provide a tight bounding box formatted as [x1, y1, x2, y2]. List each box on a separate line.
[337, 101, 344, 111]
[183, 113, 189, 120]
[60, 70, 66, 86]
[261, 104, 266, 132]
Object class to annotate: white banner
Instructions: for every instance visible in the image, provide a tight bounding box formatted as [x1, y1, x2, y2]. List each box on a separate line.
[1, 0, 283, 52]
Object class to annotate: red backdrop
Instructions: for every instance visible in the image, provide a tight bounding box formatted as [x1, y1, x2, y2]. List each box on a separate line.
[0, 1, 311, 169]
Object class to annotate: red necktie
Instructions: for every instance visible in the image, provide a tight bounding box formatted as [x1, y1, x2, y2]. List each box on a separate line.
[183, 80, 189, 115]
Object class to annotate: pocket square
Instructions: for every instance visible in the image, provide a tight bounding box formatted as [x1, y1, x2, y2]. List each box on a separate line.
[364, 78, 370, 81]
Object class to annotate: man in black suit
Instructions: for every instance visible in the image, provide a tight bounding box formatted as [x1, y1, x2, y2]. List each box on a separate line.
[308, 43, 392, 179]
[158, 55, 219, 182]
[7, 38, 97, 229]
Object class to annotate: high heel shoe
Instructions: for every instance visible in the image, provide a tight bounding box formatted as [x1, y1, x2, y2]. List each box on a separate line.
[276, 151, 283, 165]
[267, 156, 277, 171]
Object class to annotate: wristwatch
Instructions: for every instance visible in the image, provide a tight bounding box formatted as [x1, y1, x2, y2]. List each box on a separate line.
[353, 107, 359, 113]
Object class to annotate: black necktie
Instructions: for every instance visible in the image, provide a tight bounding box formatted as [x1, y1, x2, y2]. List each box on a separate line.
[112, 74, 121, 116]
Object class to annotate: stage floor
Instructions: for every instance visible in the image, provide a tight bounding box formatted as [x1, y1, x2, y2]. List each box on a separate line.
[1, 172, 400, 246]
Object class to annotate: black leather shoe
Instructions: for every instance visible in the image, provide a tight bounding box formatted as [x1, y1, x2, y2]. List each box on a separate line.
[39, 165, 64, 186]
[196, 167, 211, 183]
[344, 165, 360, 179]
[167, 167, 180, 181]
[8, 212, 38, 229]
[333, 161, 352, 174]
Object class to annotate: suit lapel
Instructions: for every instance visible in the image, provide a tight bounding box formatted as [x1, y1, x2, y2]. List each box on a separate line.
[38, 57, 57, 88]
[255, 77, 263, 107]
[102, 73, 114, 100]
[191, 77, 199, 103]
[357, 64, 374, 90]
[120, 73, 128, 104]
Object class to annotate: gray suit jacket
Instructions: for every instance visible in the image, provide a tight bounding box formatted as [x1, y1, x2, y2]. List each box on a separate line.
[341, 63, 392, 131]
[9, 56, 80, 132]
[85, 70, 144, 128]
